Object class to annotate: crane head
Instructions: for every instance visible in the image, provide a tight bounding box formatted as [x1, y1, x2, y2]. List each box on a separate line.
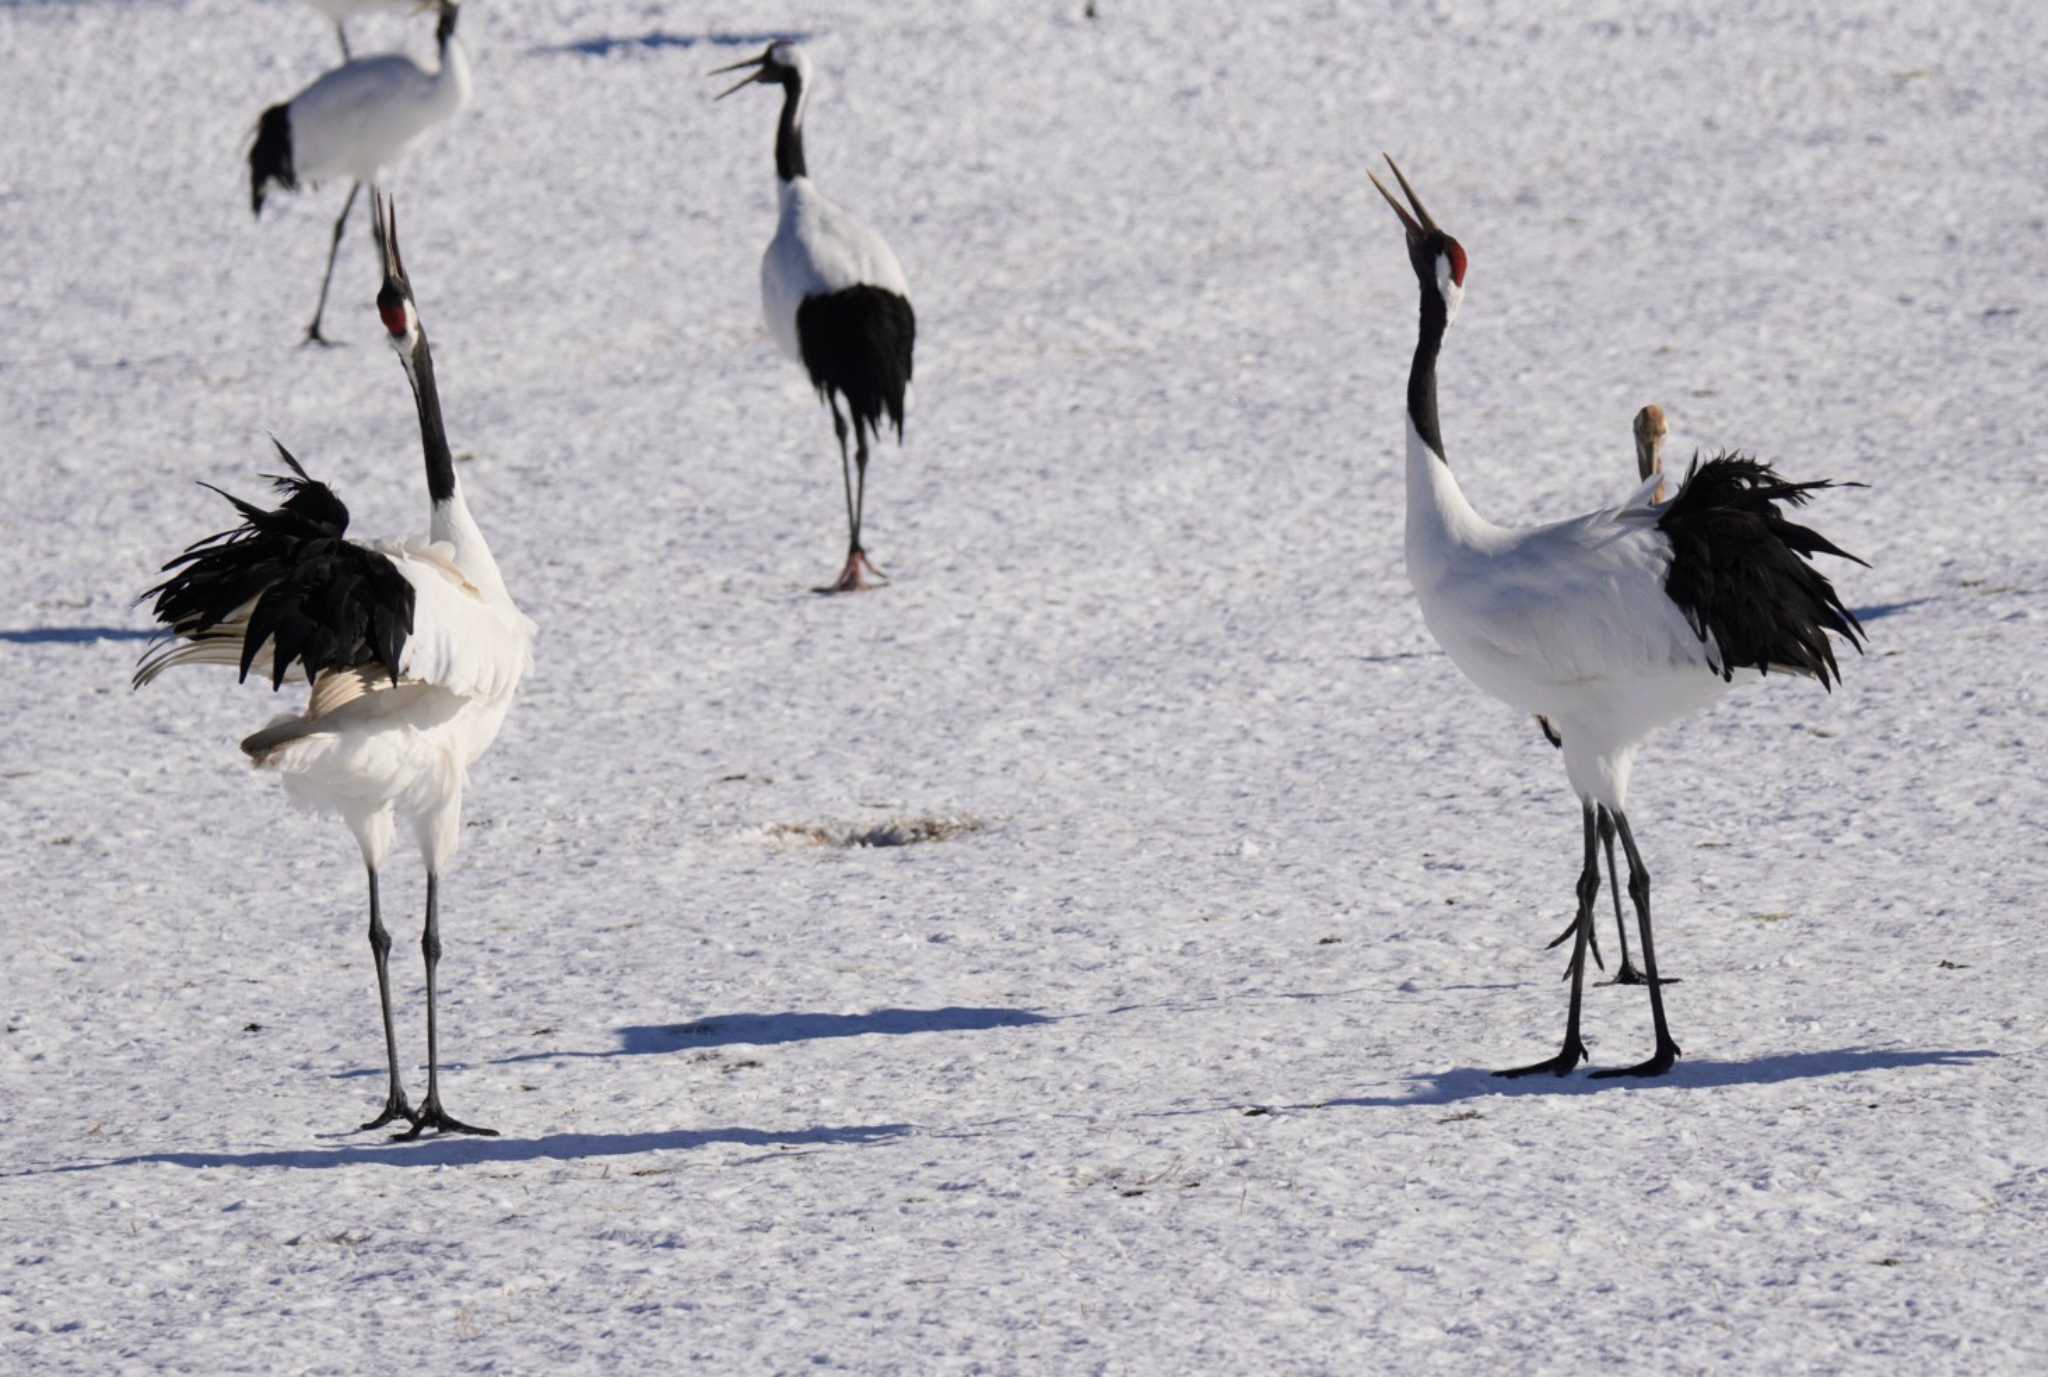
[711, 40, 811, 99]
[435, 1, 460, 45]
[1369, 155, 1467, 327]
[370, 190, 420, 354]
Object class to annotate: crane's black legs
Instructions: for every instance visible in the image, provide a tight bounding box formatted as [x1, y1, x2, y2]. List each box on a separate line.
[1591, 811, 1682, 1077]
[393, 873, 496, 1139]
[304, 181, 360, 347]
[1601, 807, 1677, 986]
[816, 400, 886, 593]
[335, 22, 351, 60]
[359, 866, 418, 1130]
[1498, 801, 1598, 1077]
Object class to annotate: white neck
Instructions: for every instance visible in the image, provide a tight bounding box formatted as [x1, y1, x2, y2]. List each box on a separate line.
[431, 487, 510, 603]
[1404, 416, 1497, 583]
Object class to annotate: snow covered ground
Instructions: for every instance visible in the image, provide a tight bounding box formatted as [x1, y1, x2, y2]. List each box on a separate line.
[4, 0, 2046, 1371]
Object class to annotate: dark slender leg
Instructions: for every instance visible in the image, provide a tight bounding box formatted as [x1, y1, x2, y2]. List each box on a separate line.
[1591, 811, 1682, 1078]
[359, 866, 417, 1131]
[393, 873, 497, 1138]
[304, 181, 360, 347]
[816, 404, 885, 593]
[1602, 807, 1676, 986]
[335, 22, 351, 60]
[1498, 802, 1597, 1077]
[1600, 808, 1640, 983]
[832, 400, 856, 541]
[850, 424, 885, 581]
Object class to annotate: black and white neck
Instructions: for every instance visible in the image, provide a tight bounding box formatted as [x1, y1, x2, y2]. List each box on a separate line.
[382, 293, 457, 508]
[772, 55, 810, 183]
[712, 41, 815, 185]
[370, 192, 503, 594]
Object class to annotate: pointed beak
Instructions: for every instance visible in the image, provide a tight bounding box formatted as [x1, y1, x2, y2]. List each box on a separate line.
[711, 54, 768, 100]
[371, 190, 405, 284]
[1369, 154, 1439, 243]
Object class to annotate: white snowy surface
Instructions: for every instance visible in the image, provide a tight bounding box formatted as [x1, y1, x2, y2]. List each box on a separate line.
[4, 1, 2046, 1372]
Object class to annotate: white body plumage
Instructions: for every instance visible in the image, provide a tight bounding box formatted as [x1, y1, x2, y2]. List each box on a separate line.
[250, 530, 531, 871]
[1404, 420, 1730, 807]
[283, 28, 469, 187]
[762, 178, 912, 366]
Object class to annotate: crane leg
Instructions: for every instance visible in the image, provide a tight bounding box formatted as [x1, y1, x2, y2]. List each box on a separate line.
[358, 865, 418, 1131]
[392, 873, 497, 1138]
[335, 22, 351, 60]
[816, 402, 885, 593]
[1601, 805, 1676, 985]
[303, 181, 360, 347]
[1498, 802, 1597, 1077]
[1591, 811, 1683, 1077]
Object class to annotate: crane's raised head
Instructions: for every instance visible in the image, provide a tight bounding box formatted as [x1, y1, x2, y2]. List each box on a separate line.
[711, 40, 811, 99]
[370, 191, 421, 354]
[1370, 155, 1467, 327]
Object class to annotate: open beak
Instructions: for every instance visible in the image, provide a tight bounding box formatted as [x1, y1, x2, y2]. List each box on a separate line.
[371, 190, 406, 288]
[1369, 154, 1438, 243]
[710, 53, 769, 100]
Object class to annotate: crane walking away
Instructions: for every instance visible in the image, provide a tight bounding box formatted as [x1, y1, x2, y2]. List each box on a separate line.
[296, 0, 425, 61]
[249, 0, 469, 345]
[1535, 402, 1675, 987]
[1370, 157, 1866, 1077]
[136, 192, 532, 1136]
[714, 41, 916, 593]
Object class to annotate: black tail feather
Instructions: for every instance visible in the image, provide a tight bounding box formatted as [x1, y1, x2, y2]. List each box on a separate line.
[796, 286, 916, 444]
[1658, 452, 1867, 689]
[250, 103, 295, 217]
[141, 445, 414, 689]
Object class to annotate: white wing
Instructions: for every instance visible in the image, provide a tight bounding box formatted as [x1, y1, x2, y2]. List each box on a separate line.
[377, 541, 534, 702]
[288, 54, 454, 183]
[1429, 507, 1714, 697]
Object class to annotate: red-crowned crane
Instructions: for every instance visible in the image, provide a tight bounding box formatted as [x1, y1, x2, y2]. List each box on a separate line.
[136, 192, 532, 1136]
[250, 0, 468, 344]
[714, 41, 916, 593]
[1371, 158, 1865, 1077]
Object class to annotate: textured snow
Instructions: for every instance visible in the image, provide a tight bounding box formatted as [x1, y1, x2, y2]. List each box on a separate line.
[4, 1, 2046, 1373]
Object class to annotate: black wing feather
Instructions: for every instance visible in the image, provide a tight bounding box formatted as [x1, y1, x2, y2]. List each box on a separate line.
[1657, 452, 1867, 688]
[795, 285, 916, 443]
[140, 442, 415, 688]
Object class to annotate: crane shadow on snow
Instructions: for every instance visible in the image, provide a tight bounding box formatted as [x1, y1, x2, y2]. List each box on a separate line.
[529, 30, 813, 59]
[1317, 1046, 1997, 1110]
[0, 625, 156, 644]
[1847, 597, 1937, 623]
[493, 1006, 1055, 1065]
[34, 1122, 911, 1174]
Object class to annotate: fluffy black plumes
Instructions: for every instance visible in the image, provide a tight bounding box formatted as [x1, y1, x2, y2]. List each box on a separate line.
[249, 103, 294, 217]
[796, 286, 916, 443]
[1657, 452, 1867, 688]
[142, 442, 414, 689]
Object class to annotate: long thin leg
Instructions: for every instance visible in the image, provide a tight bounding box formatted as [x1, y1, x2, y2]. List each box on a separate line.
[1591, 811, 1682, 1078]
[304, 181, 360, 347]
[816, 403, 885, 593]
[1497, 802, 1598, 1077]
[832, 399, 856, 542]
[1600, 808, 1639, 982]
[359, 865, 417, 1131]
[1602, 807, 1677, 986]
[393, 873, 497, 1138]
[335, 21, 352, 60]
